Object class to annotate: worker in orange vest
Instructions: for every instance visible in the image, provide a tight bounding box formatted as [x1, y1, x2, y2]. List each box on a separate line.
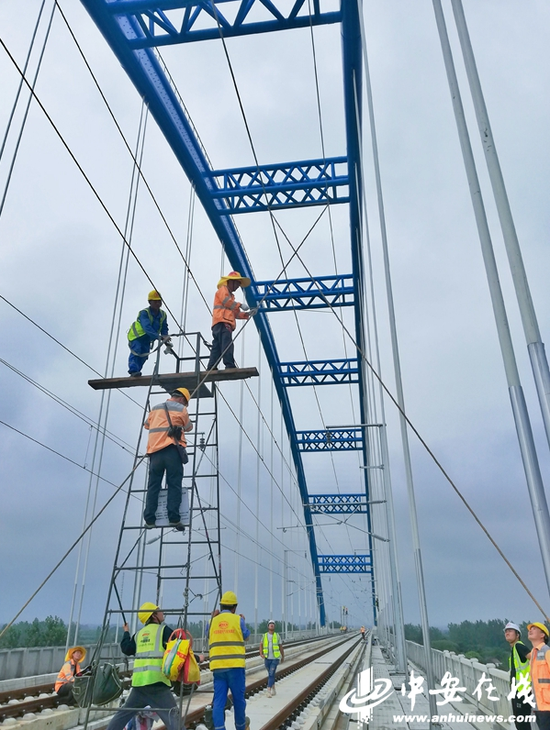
[528, 622, 550, 728]
[143, 388, 193, 530]
[55, 646, 86, 705]
[206, 272, 253, 370]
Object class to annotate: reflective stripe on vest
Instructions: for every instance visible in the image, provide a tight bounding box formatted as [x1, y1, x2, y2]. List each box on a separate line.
[209, 613, 245, 670]
[132, 623, 170, 687]
[531, 643, 550, 710]
[262, 632, 281, 659]
[128, 309, 167, 342]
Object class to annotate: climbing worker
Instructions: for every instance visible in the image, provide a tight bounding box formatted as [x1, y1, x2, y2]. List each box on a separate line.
[208, 591, 250, 730]
[143, 388, 193, 530]
[504, 621, 532, 730]
[206, 272, 253, 371]
[55, 645, 86, 705]
[128, 290, 171, 376]
[259, 620, 284, 697]
[106, 603, 180, 730]
[528, 622, 550, 729]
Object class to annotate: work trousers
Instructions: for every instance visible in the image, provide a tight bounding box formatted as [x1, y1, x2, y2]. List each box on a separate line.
[144, 445, 183, 524]
[207, 323, 236, 369]
[105, 684, 181, 730]
[264, 658, 279, 688]
[212, 668, 246, 730]
[128, 335, 153, 375]
[535, 710, 550, 730]
[56, 682, 76, 705]
[511, 696, 536, 729]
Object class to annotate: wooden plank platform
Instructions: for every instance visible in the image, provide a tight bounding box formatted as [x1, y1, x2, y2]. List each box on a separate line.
[88, 367, 259, 397]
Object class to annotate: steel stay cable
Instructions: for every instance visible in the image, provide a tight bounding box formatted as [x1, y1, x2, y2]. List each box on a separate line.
[0, 35, 186, 336]
[0, 453, 147, 642]
[53, 0, 212, 316]
[267, 215, 550, 621]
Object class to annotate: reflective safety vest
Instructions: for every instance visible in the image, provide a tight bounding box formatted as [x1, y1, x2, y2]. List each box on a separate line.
[128, 308, 167, 341]
[55, 660, 80, 691]
[211, 286, 246, 331]
[144, 400, 191, 453]
[132, 622, 170, 687]
[509, 640, 530, 683]
[262, 632, 281, 659]
[209, 612, 245, 670]
[530, 642, 550, 711]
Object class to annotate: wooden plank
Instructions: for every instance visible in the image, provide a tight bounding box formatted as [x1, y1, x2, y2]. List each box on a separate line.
[88, 367, 259, 395]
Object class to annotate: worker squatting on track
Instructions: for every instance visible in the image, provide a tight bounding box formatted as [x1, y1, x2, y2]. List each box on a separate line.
[127, 290, 172, 376]
[55, 646, 86, 705]
[144, 388, 193, 531]
[106, 603, 181, 730]
[208, 591, 251, 730]
[259, 620, 284, 697]
[207, 272, 255, 371]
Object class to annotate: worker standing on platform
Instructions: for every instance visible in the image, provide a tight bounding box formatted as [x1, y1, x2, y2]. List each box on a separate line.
[144, 388, 192, 530]
[207, 272, 252, 371]
[128, 290, 171, 376]
[360, 626, 366, 640]
[55, 646, 86, 705]
[208, 591, 250, 730]
[528, 622, 550, 729]
[504, 621, 532, 730]
[106, 603, 180, 730]
[259, 620, 284, 697]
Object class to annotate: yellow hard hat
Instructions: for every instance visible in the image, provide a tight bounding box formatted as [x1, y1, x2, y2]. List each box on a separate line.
[148, 290, 162, 301]
[65, 646, 87, 662]
[138, 602, 160, 624]
[217, 271, 251, 289]
[528, 622, 550, 637]
[173, 387, 190, 402]
[221, 590, 238, 605]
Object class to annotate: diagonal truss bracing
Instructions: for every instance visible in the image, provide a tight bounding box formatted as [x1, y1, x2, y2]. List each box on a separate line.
[81, 0, 374, 626]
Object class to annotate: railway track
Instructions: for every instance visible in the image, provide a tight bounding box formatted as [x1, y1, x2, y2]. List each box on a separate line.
[0, 634, 356, 724]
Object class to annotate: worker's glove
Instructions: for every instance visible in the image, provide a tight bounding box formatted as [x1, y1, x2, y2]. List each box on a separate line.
[161, 335, 172, 344]
[248, 308, 258, 316]
[240, 302, 250, 312]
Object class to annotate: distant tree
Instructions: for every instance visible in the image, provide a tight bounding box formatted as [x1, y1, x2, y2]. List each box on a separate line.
[432, 640, 459, 653]
[404, 624, 423, 644]
[0, 625, 20, 649]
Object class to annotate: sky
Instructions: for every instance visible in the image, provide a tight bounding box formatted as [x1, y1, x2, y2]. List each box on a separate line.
[1, 0, 550, 639]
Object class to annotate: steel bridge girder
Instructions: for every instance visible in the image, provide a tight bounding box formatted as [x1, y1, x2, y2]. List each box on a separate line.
[318, 554, 372, 573]
[253, 274, 355, 312]
[278, 358, 359, 386]
[308, 493, 369, 514]
[296, 428, 363, 452]
[210, 157, 349, 213]
[109, 0, 343, 48]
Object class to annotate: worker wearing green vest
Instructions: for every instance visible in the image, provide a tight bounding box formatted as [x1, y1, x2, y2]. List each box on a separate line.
[259, 620, 284, 697]
[504, 621, 533, 730]
[127, 290, 171, 376]
[106, 602, 179, 730]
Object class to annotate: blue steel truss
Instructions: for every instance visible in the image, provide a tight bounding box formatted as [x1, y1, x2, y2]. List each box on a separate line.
[296, 428, 363, 452]
[105, 1, 343, 48]
[254, 275, 355, 311]
[278, 358, 359, 387]
[318, 555, 372, 574]
[308, 494, 369, 514]
[211, 157, 349, 213]
[81, 0, 375, 626]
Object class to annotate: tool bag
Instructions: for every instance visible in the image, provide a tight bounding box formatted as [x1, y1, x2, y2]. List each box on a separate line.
[72, 662, 124, 707]
[162, 629, 200, 685]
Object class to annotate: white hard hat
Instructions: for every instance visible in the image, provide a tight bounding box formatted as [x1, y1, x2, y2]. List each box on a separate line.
[504, 622, 521, 633]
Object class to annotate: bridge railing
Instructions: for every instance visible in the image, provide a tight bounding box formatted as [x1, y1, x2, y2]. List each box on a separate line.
[406, 640, 513, 719]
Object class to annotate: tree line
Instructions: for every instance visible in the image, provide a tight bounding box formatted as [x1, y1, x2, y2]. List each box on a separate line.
[405, 619, 536, 666]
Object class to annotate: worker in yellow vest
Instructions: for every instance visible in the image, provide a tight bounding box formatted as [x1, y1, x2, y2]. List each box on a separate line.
[128, 291, 171, 376]
[504, 621, 532, 730]
[208, 591, 250, 730]
[259, 620, 284, 697]
[106, 602, 179, 730]
[55, 646, 86, 705]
